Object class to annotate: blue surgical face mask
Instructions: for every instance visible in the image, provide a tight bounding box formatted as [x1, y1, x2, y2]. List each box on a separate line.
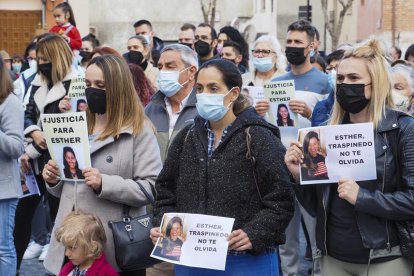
[196, 88, 234, 122]
[309, 49, 316, 57]
[157, 67, 190, 97]
[327, 69, 336, 90]
[252, 57, 274, 73]
[13, 63, 22, 73]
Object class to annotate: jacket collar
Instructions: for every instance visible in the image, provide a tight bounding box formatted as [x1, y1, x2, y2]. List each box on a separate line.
[90, 128, 133, 155]
[151, 88, 197, 108]
[376, 108, 401, 133]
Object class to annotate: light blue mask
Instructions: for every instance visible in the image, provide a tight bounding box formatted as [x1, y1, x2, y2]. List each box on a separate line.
[310, 49, 316, 57]
[196, 89, 234, 122]
[13, 63, 22, 73]
[252, 57, 274, 73]
[157, 68, 189, 97]
[327, 69, 336, 90]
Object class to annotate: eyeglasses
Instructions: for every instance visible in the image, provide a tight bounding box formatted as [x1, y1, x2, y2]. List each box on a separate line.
[252, 49, 276, 57]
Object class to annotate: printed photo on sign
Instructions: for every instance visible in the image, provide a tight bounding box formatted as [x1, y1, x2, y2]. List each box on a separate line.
[67, 77, 87, 112]
[264, 80, 298, 127]
[298, 123, 377, 185]
[151, 213, 235, 271]
[41, 112, 91, 181]
[20, 172, 40, 198]
[53, 144, 85, 180]
[298, 128, 329, 182]
[241, 86, 264, 106]
[152, 215, 187, 262]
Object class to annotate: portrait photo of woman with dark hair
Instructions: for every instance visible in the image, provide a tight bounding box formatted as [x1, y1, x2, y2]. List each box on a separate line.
[158, 216, 184, 261]
[276, 103, 295, 127]
[76, 99, 87, 112]
[62, 146, 84, 180]
[301, 130, 328, 181]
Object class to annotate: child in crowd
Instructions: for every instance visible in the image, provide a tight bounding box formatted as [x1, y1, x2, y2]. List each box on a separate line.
[55, 211, 118, 276]
[49, 2, 82, 51]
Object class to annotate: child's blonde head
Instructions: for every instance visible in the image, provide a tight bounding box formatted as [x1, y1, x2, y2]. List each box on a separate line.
[55, 211, 106, 259]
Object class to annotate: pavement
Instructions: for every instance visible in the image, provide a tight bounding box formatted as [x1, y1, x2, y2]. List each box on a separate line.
[20, 230, 313, 276]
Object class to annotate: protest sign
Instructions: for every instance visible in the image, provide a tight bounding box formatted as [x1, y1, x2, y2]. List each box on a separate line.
[298, 123, 376, 184]
[151, 213, 235, 271]
[242, 86, 265, 106]
[20, 172, 40, 198]
[264, 80, 298, 127]
[67, 77, 87, 112]
[41, 112, 91, 181]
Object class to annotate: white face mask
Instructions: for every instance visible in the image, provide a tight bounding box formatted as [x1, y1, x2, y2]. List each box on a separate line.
[392, 89, 411, 111]
[142, 35, 151, 45]
[28, 60, 37, 71]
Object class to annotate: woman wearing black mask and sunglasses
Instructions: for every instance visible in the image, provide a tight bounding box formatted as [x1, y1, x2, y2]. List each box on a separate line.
[14, 33, 82, 273]
[285, 38, 414, 275]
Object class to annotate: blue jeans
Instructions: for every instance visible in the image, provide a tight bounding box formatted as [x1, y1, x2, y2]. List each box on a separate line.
[0, 198, 18, 276]
[175, 251, 279, 276]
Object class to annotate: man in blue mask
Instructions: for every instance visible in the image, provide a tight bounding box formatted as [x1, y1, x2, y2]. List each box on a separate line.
[145, 44, 198, 162]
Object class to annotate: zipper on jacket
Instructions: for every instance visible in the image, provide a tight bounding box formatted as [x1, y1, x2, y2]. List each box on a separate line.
[383, 133, 391, 251]
[322, 194, 328, 255]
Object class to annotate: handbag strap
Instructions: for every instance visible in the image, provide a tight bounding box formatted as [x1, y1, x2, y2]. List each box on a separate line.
[245, 127, 262, 201]
[122, 182, 156, 218]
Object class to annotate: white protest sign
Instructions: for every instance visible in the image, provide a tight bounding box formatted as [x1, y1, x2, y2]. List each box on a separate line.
[41, 112, 91, 181]
[242, 86, 264, 106]
[67, 77, 87, 113]
[151, 213, 235, 271]
[264, 80, 299, 127]
[21, 172, 40, 198]
[298, 123, 376, 184]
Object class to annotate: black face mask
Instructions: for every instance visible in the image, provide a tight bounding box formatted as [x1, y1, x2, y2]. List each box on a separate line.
[285, 47, 307, 66]
[180, 42, 194, 49]
[79, 51, 91, 62]
[194, 40, 211, 57]
[128, 50, 144, 65]
[85, 87, 106, 115]
[38, 63, 53, 83]
[336, 83, 371, 114]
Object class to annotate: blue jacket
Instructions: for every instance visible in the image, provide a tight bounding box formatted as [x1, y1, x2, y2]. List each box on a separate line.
[311, 90, 334, 127]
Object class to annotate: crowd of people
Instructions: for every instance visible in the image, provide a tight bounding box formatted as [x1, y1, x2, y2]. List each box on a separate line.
[1, 2, 414, 276]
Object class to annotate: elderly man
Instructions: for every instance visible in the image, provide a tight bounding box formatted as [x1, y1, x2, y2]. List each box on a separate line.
[145, 44, 199, 162]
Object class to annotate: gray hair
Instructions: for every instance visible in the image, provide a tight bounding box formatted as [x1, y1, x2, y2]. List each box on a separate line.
[390, 63, 414, 95]
[253, 35, 287, 71]
[161, 44, 199, 70]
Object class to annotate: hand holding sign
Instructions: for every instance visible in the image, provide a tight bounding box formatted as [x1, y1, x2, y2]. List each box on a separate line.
[150, 227, 163, 245]
[43, 159, 61, 185]
[59, 96, 72, 113]
[227, 229, 252, 251]
[337, 178, 359, 205]
[83, 167, 102, 193]
[288, 99, 312, 119]
[284, 141, 304, 182]
[31, 130, 47, 149]
[255, 100, 270, 117]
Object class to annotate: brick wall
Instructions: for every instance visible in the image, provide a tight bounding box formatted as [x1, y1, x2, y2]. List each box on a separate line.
[383, 0, 414, 32]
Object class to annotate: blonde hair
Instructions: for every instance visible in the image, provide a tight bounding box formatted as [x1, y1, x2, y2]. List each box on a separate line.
[0, 55, 13, 104]
[36, 33, 73, 84]
[55, 211, 106, 259]
[86, 54, 146, 140]
[330, 37, 393, 128]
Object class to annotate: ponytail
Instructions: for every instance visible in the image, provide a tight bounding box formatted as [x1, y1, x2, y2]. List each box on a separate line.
[54, 2, 76, 26]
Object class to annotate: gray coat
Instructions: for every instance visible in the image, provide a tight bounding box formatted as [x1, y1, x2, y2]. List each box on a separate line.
[44, 122, 162, 274]
[0, 93, 24, 200]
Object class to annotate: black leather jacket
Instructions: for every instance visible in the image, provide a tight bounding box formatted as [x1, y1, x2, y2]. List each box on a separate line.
[295, 109, 414, 258]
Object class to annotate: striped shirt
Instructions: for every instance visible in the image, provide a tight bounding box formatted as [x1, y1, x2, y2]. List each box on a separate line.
[205, 122, 232, 158]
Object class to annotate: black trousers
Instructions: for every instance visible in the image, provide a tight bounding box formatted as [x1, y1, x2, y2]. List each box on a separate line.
[14, 174, 60, 271]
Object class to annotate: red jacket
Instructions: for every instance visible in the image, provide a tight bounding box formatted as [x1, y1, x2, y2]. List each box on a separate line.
[59, 254, 119, 276]
[49, 24, 82, 50]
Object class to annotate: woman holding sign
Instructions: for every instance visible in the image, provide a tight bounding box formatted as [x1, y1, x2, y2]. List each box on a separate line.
[151, 59, 294, 275]
[15, 33, 81, 271]
[285, 38, 414, 275]
[42, 54, 162, 276]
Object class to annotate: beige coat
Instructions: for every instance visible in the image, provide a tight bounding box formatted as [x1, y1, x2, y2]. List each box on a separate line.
[44, 123, 162, 274]
[145, 63, 159, 91]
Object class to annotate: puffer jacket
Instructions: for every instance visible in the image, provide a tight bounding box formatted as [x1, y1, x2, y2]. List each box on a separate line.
[154, 107, 295, 255]
[295, 109, 414, 260]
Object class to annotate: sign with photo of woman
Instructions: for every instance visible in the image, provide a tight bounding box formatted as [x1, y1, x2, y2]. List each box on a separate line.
[67, 77, 87, 112]
[264, 80, 299, 127]
[298, 123, 377, 184]
[40, 112, 91, 181]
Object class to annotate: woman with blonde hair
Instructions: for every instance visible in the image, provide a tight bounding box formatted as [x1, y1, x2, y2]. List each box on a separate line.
[14, 33, 81, 272]
[42, 54, 162, 276]
[285, 37, 414, 275]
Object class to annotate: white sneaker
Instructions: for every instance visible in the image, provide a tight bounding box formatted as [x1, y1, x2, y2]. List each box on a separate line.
[38, 243, 49, 261]
[23, 241, 44, 260]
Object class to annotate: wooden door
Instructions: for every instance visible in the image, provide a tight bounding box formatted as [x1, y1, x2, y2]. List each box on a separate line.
[0, 10, 42, 57]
